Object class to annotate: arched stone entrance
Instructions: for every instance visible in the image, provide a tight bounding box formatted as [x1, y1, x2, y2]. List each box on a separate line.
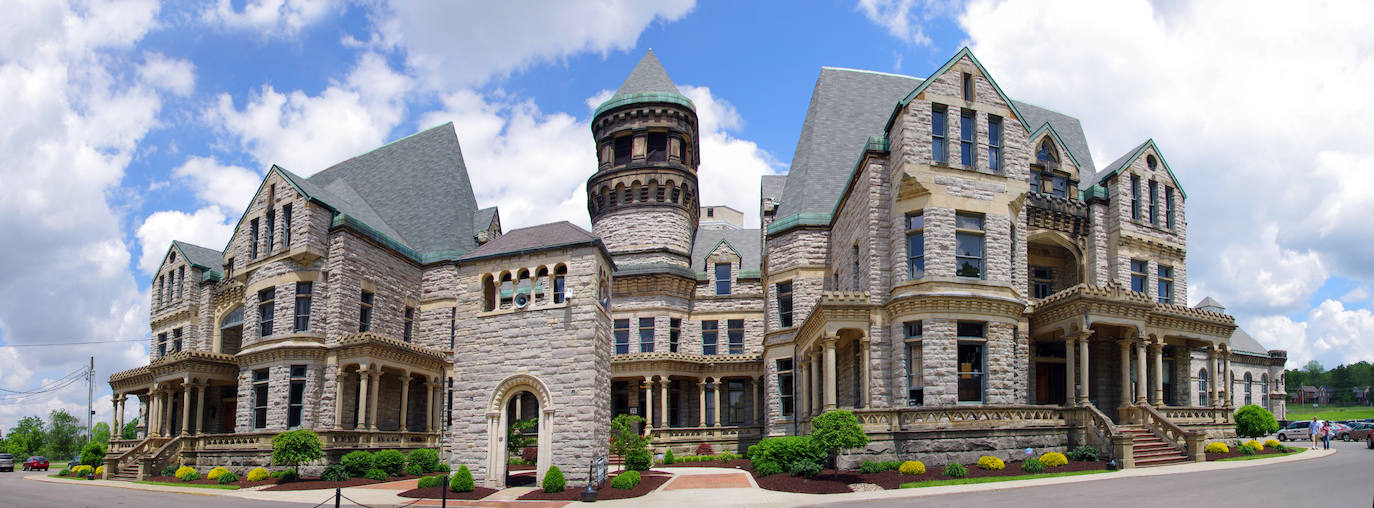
[487, 374, 554, 488]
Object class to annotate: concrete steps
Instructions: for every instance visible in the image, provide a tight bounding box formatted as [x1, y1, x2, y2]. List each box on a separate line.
[1119, 425, 1190, 467]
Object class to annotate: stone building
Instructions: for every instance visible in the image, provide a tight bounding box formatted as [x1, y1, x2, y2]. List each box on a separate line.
[108, 47, 1286, 485]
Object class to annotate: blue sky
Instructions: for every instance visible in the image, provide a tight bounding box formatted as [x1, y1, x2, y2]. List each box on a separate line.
[3, 0, 1373, 432]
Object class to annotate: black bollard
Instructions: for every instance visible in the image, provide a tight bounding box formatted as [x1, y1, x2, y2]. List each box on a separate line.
[334, 487, 340, 508]
[441, 474, 448, 508]
[581, 461, 598, 502]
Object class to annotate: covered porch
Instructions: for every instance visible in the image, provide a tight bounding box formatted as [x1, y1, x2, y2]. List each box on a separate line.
[610, 351, 765, 453]
[792, 291, 878, 422]
[329, 332, 449, 433]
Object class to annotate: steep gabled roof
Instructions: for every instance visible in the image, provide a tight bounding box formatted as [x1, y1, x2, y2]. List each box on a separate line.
[1095, 139, 1187, 199]
[691, 227, 762, 275]
[170, 241, 224, 275]
[761, 174, 787, 204]
[456, 221, 601, 262]
[890, 47, 1032, 132]
[1018, 101, 1095, 174]
[473, 206, 499, 234]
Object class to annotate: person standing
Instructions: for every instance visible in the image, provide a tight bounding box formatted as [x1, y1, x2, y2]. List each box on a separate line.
[1321, 421, 1332, 450]
[1310, 417, 1321, 450]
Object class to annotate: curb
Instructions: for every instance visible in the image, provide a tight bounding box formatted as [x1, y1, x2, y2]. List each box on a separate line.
[26, 475, 234, 498]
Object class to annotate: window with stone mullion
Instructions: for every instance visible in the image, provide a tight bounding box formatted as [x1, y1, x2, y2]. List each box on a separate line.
[727, 319, 744, 354]
[702, 321, 718, 355]
[906, 213, 924, 279]
[904, 321, 923, 406]
[614, 319, 630, 355]
[294, 282, 312, 332]
[954, 212, 985, 279]
[776, 359, 794, 417]
[257, 288, 275, 338]
[638, 317, 654, 353]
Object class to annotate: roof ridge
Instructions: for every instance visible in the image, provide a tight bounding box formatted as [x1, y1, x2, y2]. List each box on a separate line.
[313, 122, 455, 177]
[820, 66, 923, 80]
[321, 178, 411, 244]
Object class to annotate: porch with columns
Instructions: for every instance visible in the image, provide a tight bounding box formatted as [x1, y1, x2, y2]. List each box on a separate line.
[609, 351, 765, 453]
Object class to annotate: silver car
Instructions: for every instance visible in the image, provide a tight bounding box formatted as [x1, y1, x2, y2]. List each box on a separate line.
[1276, 420, 1314, 441]
[0, 453, 12, 472]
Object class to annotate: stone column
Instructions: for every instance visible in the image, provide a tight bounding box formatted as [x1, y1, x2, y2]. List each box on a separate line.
[1224, 351, 1234, 407]
[1135, 341, 1148, 405]
[117, 396, 126, 435]
[1208, 347, 1218, 407]
[643, 376, 654, 434]
[423, 381, 434, 432]
[809, 351, 822, 416]
[1118, 340, 1131, 408]
[148, 389, 158, 437]
[860, 338, 871, 408]
[712, 378, 723, 426]
[357, 367, 371, 430]
[334, 370, 346, 430]
[368, 370, 381, 431]
[1078, 335, 1091, 405]
[798, 361, 809, 417]
[697, 378, 707, 427]
[659, 378, 669, 428]
[1151, 343, 1164, 407]
[111, 396, 121, 434]
[823, 339, 838, 411]
[399, 373, 411, 433]
[753, 377, 762, 425]
[1064, 336, 1077, 406]
[181, 382, 192, 435]
[195, 383, 207, 435]
[163, 389, 174, 437]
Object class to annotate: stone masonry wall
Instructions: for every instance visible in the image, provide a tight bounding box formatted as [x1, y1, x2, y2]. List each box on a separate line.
[323, 232, 423, 345]
[593, 208, 692, 266]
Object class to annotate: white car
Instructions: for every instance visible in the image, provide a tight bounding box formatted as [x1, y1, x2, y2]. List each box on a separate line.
[1276, 420, 1314, 441]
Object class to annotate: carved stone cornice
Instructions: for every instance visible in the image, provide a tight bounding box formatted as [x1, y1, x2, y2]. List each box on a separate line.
[331, 332, 449, 372]
[111, 351, 238, 391]
[1025, 193, 1089, 239]
[1029, 284, 1237, 341]
[792, 291, 877, 351]
[1116, 232, 1186, 258]
[612, 271, 696, 299]
[150, 309, 193, 330]
[611, 351, 762, 377]
[212, 279, 245, 311]
[885, 293, 1025, 322]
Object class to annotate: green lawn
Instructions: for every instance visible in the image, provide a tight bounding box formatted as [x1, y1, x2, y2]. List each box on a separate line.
[134, 480, 240, 490]
[49, 462, 69, 469]
[900, 469, 1115, 489]
[1216, 449, 1305, 462]
[48, 474, 91, 480]
[1285, 406, 1374, 421]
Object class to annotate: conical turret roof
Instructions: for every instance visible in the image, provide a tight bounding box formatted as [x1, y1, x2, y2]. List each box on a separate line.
[594, 50, 694, 117]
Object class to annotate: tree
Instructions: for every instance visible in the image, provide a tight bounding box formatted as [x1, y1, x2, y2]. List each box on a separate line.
[507, 417, 538, 458]
[121, 418, 139, 440]
[809, 410, 869, 478]
[1302, 360, 1325, 380]
[271, 429, 323, 471]
[80, 442, 105, 467]
[1234, 404, 1279, 438]
[90, 422, 111, 446]
[6, 416, 46, 460]
[1285, 368, 1304, 394]
[46, 409, 83, 460]
[609, 414, 647, 470]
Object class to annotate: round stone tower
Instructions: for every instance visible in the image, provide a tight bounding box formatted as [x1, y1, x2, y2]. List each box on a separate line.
[588, 50, 700, 268]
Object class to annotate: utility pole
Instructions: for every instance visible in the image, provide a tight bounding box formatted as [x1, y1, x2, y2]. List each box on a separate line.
[87, 356, 94, 445]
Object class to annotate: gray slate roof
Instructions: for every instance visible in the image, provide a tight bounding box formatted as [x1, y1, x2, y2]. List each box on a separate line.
[473, 206, 499, 234]
[302, 123, 481, 256]
[1013, 100, 1097, 175]
[761, 174, 787, 203]
[1096, 139, 1152, 185]
[613, 49, 682, 98]
[457, 221, 599, 262]
[1195, 296, 1225, 311]
[775, 67, 1097, 221]
[1229, 327, 1269, 355]
[172, 240, 224, 274]
[691, 227, 762, 273]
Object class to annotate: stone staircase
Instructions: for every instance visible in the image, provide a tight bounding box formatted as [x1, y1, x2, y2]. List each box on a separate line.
[1120, 424, 1189, 467]
[109, 466, 141, 481]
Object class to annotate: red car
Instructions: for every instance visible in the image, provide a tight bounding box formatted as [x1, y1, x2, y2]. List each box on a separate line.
[22, 456, 49, 471]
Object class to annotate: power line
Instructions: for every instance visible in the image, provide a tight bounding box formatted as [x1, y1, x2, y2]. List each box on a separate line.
[0, 338, 148, 348]
[0, 367, 88, 394]
[0, 370, 89, 402]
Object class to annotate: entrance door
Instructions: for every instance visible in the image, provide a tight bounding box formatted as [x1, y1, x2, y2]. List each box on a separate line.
[221, 398, 236, 433]
[1036, 362, 1067, 405]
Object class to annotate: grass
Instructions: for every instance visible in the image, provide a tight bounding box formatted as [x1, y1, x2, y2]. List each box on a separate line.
[48, 474, 92, 480]
[900, 469, 1114, 488]
[135, 480, 240, 490]
[49, 462, 69, 469]
[1216, 448, 1305, 462]
[1285, 405, 1374, 421]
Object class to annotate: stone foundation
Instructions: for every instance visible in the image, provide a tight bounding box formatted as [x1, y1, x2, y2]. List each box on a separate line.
[838, 426, 1074, 469]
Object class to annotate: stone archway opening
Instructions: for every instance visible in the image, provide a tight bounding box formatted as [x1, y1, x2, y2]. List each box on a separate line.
[486, 375, 553, 489]
[503, 391, 540, 487]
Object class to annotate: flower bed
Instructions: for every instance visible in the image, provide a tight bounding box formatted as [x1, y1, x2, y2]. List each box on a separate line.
[658, 458, 751, 469]
[1206, 446, 1303, 461]
[518, 471, 672, 501]
[262, 474, 420, 491]
[397, 485, 499, 500]
[752, 459, 1106, 494]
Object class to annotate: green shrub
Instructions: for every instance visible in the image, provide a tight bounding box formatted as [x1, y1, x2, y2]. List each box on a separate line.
[1238, 444, 1256, 455]
[217, 472, 239, 484]
[57, 469, 70, 477]
[1067, 446, 1100, 462]
[610, 470, 641, 489]
[178, 469, 201, 482]
[1234, 405, 1280, 439]
[81, 443, 106, 468]
[406, 448, 440, 474]
[271, 430, 323, 472]
[450, 465, 475, 492]
[788, 460, 820, 478]
[341, 451, 374, 477]
[434, 464, 450, 473]
[363, 468, 388, 481]
[542, 465, 565, 493]
[246, 467, 270, 482]
[977, 456, 1005, 470]
[754, 461, 783, 477]
[207, 467, 230, 481]
[943, 463, 967, 478]
[1274, 444, 1290, 453]
[321, 464, 349, 482]
[160, 465, 179, 477]
[859, 460, 902, 474]
[625, 448, 652, 471]
[405, 463, 426, 476]
[749, 436, 825, 476]
[276, 468, 299, 482]
[417, 475, 443, 489]
[373, 449, 406, 476]
[1021, 458, 1044, 473]
[810, 410, 869, 471]
[174, 466, 196, 478]
[663, 449, 675, 464]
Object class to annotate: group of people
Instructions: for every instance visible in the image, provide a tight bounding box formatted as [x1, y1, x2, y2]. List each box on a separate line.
[1309, 417, 1333, 450]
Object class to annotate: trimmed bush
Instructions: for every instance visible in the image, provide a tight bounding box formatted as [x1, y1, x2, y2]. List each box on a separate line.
[696, 443, 715, 456]
[859, 460, 902, 474]
[363, 468, 388, 481]
[271, 429, 323, 472]
[374, 449, 406, 476]
[1275, 443, 1291, 453]
[450, 465, 475, 492]
[663, 449, 675, 465]
[542, 465, 565, 493]
[943, 463, 967, 478]
[1234, 405, 1280, 439]
[160, 465, 179, 477]
[72, 465, 94, 477]
[58, 469, 71, 477]
[810, 410, 870, 472]
[521, 446, 538, 464]
[175, 466, 196, 478]
[218, 472, 239, 484]
[1243, 440, 1264, 452]
[754, 461, 783, 477]
[898, 461, 926, 476]
[179, 470, 201, 482]
[976, 456, 1005, 471]
[788, 460, 821, 478]
[277, 469, 300, 482]
[94, 465, 105, 477]
[1040, 452, 1068, 467]
[1238, 444, 1256, 455]
[247, 467, 270, 482]
[341, 450, 375, 477]
[748, 436, 825, 477]
[1066, 445, 1100, 462]
[625, 448, 652, 471]
[434, 464, 450, 473]
[1021, 458, 1044, 474]
[321, 465, 350, 482]
[611, 470, 641, 489]
[81, 443, 106, 469]
[407, 448, 440, 474]
[207, 467, 230, 481]
[1205, 442, 1230, 454]
[405, 463, 426, 477]
[417, 475, 442, 489]
[1265, 439, 1282, 449]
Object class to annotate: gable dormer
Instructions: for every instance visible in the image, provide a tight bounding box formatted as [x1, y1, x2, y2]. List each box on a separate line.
[1027, 123, 1083, 199]
[222, 166, 331, 280]
[1098, 139, 1186, 240]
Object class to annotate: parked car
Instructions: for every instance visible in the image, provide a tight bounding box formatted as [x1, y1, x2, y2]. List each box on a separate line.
[69, 454, 82, 467]
[1277, 420, 1312, 441]
[1339, 422, 1373, 441]
[21, 456, 48, 471]
[0, 453, 13, 472]
[1368, 431, 1373, 449]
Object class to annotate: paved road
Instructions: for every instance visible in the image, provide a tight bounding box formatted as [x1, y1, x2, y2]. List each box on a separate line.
[817, 439, 1374, 508]
[0, 469, 310, 508]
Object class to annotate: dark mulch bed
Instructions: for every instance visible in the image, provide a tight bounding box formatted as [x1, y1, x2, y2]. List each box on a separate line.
[508, 463, 536, 471]
[1205, 447, 1295, 461]
[143, 475, 236, 486]
[752, 460, 1106, 494]
[263, 475, 419, 491]
[397, 486, 499, 499]
[518, 471, 672, 501]
[507, 473, 535, 487]
[660, 459, 751, 469]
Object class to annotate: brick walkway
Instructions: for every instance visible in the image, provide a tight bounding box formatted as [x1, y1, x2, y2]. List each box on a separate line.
[661, 472, 753, 490]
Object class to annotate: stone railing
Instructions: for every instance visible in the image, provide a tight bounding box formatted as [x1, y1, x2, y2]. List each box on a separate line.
[103, 437, 162, 479]
[139, 435, 185, 479]
[1132, 404, 1205, 462]
[185, 429, 441, 452]
[1158, 406, 1233, 425]
[848, 405, 1069, 433]
[1079, 403, 1133, 468]
[649, 425, 762, 443]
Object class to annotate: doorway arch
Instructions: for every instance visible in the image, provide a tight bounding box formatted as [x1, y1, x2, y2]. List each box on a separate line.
[487, 374, 553, 488]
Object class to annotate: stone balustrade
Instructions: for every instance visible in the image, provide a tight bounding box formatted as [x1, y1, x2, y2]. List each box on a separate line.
[847, 405, 1070, 433]
[1158, 406, 1233, 425]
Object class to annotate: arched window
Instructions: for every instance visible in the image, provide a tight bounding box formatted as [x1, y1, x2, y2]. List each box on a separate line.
[1198, 368, 1209, 406]
[534, 267, 549, 304]
[515, 269, 532, 307]
[1036, 139, 1059, 164]
[1244, 372, 1253, 405]
[481, 274, 496, 312]
[1146, 154, 1158, 171]
[499, 273, 514, 309]
[554, 264, 568, 304]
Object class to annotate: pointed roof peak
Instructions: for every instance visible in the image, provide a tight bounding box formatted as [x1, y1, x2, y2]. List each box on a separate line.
[615, 50, 681, 97]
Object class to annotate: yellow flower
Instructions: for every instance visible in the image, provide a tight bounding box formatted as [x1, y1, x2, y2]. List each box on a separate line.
[1039, 452, 1068, 467]
[207, 467, 229, 480]
[977, 456, 1005, 470]
[1205, 442, 1229, 454]
[898, 460, 925, 475]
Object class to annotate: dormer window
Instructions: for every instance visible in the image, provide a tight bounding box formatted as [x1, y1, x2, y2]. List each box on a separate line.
[715, 263, 731, 295]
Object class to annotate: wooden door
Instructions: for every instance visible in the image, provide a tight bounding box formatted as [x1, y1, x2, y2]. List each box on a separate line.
[221, 398, 236, 433]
